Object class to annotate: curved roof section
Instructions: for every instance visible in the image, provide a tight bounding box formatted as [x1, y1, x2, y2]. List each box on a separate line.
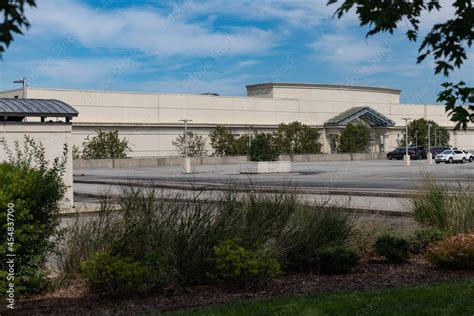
[246, 82, 401, 95]
[0, 99, 79, 117]
[325, 107, 396, 127]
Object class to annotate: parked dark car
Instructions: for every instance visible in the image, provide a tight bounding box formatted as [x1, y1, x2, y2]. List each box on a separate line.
[387, 147, 421, 160]
[412, 146, 427, 159]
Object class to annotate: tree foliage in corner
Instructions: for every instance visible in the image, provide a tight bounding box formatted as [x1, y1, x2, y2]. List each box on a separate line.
[0, 0, 36, 56]
[82, 129, 131, 159]
[274, 122, 322, 155]
[340, 123, 371, 153]
[173, 131, 207, 157]
[399, 118, 450, 148]
[328, 0, 474, 129]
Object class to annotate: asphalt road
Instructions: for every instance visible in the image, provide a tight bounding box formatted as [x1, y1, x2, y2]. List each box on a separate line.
[74, 159, 474, 192]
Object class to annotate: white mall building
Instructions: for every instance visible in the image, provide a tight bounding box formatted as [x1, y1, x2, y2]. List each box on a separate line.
[1, 82, 473, 157]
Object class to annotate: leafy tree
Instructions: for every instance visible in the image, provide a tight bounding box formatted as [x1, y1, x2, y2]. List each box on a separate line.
[399, 118, 450, 147]
[273, 121, 322, 155]
[328, 0, 474, 129]
[340, 123, 371, 153]
[82, 129, 131, 159]
[209, 125, 236, 156]
[173, 131, 207, 157]
[249, 133, 280, 162]
[234, 134, 251, 155]
[209, 125, 252, 156]
[0, 1, 36, 56]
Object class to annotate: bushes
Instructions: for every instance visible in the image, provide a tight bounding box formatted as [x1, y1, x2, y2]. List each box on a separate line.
[249, 133, 280, 161]
[413, 182, 474, 234]
[60, 187, 358, 292]
[410, 228, 445, 254]
[426, 234, 474, 270]
[80, 252, 151, 296]
[340, 123, 371, 153]
[278, 205, 355, 271]
[314, 246, 360, 275]
[0, 137, 67, 296]
[208, 240, 280, 287]
[273, 122, 322, 155]
[375, 234, 410, 263]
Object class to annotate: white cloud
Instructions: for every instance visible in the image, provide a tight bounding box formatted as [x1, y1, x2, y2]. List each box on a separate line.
[27, 0, 276, 57]
[20, 57, 141, 85]
[237, 60, 260, 68]
[310, 35, 392, 64]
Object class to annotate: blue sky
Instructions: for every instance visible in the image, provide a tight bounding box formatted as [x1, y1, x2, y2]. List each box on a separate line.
[0, 0, 472, 103]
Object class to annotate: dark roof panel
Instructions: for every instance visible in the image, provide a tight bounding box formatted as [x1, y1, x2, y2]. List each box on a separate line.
[0, 99, 79, 117]
[325, 107, 395, 127]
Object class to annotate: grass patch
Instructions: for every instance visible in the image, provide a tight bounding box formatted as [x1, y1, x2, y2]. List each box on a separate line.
[170, 280, 474, 316]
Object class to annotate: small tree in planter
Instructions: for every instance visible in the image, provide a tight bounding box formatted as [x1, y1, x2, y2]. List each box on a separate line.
[82, 129, 131, 159]
[173, 132, 207, 157]
[248, 133, 280, 162]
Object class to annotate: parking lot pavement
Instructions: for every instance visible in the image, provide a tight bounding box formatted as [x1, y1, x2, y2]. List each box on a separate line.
[74, 159, 474, 192]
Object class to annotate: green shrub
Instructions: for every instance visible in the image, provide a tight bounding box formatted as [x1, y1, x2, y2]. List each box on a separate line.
[249, 133, 280, 161]
[172, 131, 207, 157]
[80, 252, 151, 296]
[60, 187, 356, 287]
[82, 129, 130, 159]
[273, 121, 322, 155]
[375, 234, 411, 263]
[0, 137, 67, 296]
[208, 240, 280, 287]
[340, 123, 371, 153]
[426, 234, 474, 270]
[314, 246, 360, 275]
[410, 227, 445, 254]
[279, 205, 355, 271]
[413, 182, 474, 234]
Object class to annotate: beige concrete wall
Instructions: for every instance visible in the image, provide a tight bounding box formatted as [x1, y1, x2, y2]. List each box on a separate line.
[0, 89, 23, 99]
[0, 123, 74, 206]
[271, 87, 400, 104]
[2, 87, 473, 157]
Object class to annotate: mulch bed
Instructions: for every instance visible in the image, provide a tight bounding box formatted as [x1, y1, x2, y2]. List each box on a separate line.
[5, 258, 474, 316]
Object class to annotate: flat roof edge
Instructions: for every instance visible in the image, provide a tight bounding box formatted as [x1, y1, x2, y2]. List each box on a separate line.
[246, 82, 401, 94]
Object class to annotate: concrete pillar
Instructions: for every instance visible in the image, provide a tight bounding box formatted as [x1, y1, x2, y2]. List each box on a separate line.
[427, 154, 433, 165]
[404, 154, 411, 166]
[184, 157, 192, 174]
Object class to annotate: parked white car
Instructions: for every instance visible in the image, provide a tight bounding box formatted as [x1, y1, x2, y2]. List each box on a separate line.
[462, 150, 473, 162]
[435, 149, 468, 164]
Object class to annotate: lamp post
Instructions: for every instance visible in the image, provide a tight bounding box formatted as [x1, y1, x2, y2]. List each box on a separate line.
[13, 77, 27, 99]
[434, 127, 438, 147]
[179, 119, 193, 173]
[414, 130, 418, 148]
[427, 124, 432, 165]
[402, 118, 411, 166]
[247, 125, 253, 150]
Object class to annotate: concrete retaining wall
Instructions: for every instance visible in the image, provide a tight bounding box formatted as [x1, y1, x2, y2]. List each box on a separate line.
[74, 153, 386, 169]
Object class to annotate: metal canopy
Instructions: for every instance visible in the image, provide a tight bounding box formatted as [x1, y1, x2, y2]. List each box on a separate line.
[325, 106, 395, 127]
[0, 98, 79, 117]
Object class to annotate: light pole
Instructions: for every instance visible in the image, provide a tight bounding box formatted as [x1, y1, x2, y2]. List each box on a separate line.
[13, 77, 27, 99]
[179, 119, 193, 173]
[427, 124, 432, 164]
[402, 118, 411, 165]
[414, 130, 418, 147]
[247, 125, 253, 150]
[434, 127, 437, 147]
